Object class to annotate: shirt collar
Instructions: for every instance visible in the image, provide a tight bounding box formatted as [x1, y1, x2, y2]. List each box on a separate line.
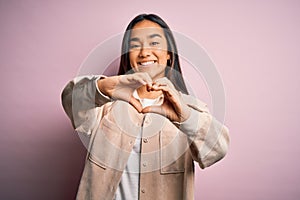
[133, 89, 164, 107]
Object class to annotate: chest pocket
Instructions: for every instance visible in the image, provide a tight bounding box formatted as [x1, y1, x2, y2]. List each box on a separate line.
[88, 114, 134, 171]
[160, 129, 189, 174]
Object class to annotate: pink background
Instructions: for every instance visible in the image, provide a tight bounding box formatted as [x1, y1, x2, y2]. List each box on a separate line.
[1, 0, 300, 199]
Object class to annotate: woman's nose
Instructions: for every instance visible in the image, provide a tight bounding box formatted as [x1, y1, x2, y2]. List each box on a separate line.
[138, 45, 151, 58]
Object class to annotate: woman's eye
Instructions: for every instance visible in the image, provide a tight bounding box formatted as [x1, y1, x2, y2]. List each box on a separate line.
[150, 42, 160, 46]
[130, 44, 140, 49]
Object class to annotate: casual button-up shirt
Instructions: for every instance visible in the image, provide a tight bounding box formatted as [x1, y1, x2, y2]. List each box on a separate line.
[61, 75, 230, 200]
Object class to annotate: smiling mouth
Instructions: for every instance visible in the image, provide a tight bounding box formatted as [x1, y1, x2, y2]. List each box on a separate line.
[138, 60, 156, 66]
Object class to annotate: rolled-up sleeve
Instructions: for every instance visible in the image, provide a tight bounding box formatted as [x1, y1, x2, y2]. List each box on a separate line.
[178, 95, 230, 169]
[61, 75, 111, 135]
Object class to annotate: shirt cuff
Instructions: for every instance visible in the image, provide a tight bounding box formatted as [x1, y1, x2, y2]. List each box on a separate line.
[94, 75, 111, 101]
[175, 109, 202, 135]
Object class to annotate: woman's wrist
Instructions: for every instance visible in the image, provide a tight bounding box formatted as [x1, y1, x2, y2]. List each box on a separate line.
[97, 76, 119, 98]
[97, 77, 110, 97]
[179, 104, 192, 123]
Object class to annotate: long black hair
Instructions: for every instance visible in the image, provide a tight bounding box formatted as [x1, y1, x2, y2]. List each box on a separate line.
[118, 14, 189, 94]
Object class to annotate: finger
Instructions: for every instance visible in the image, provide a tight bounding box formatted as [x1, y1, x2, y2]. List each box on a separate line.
[120, 74, 151, 87]
[151, 80, 176, 94]
[153, 77, 175, 90]
[142, 105, 166, 117]
[150, 85, 176, 99]
[138, 72, 153, 86]
[142, 105, 180, 122]
[149, 85, 183, 113]
[129, 96, 143, 113]
[146, 84, 152, 92]
[128, 75, 147, 86]
[130, 73, 153, 86]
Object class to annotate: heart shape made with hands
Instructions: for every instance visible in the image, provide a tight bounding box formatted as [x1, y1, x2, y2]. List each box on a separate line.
[128, 80, 191, 123]
[100, 74, 191, 123]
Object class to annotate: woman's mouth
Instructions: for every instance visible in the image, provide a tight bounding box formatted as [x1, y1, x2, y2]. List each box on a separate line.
[138, 60, 156, 67]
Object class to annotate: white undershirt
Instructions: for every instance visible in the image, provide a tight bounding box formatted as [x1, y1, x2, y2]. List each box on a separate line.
[114, 90, 163, 200]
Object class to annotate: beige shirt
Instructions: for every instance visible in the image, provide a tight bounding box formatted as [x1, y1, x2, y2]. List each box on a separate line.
[61, 75, 230, 200]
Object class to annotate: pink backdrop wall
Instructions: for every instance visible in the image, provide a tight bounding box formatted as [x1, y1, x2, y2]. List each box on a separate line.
[1, 0, 300, 199]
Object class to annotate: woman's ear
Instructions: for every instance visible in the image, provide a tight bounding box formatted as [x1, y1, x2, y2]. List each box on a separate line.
[167, 54, 172, 66]
[167, 53, 171, 60]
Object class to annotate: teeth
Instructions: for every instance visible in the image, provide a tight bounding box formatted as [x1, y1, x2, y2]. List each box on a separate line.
[140, 61, 155, 66]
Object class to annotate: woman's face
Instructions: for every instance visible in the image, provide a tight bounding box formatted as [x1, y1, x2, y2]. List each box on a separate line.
[129, 20, 170, 80]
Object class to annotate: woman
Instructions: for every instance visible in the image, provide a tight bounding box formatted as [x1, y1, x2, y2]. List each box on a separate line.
[62, 14, 229, 200]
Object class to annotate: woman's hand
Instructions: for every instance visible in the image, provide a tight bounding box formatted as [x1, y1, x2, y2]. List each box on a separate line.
[97, 73, 152, 112]
[142, 77, 191, 123]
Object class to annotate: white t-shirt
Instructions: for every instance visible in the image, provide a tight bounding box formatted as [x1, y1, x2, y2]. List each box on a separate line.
[114, 90, 163, 200]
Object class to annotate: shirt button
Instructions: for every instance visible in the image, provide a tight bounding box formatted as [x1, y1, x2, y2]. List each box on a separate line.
[145, 117, 152, 124]
[129, 141, 133, 145]
[141, 189, 145, 193]
[143, 162, 147, 167]
[143, 138, 148, 143]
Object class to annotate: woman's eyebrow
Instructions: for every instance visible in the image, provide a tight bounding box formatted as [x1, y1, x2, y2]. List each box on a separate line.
[148, 33, 162, 39]
[130, 33, 163, 42]
[130, 37, 140, 42]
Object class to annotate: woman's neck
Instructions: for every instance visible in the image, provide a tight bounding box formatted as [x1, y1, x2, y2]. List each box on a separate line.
[137, 85, 162, 99]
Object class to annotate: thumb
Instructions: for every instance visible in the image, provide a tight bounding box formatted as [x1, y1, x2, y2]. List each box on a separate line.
[142, 105, 167, 117]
